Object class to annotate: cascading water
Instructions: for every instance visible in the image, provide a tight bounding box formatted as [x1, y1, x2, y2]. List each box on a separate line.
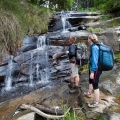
[36, 35, 50, 84]
[0, 35, 51, 103]
[61, 11, 71, 33]
[4, 35, 50, 90]
[4, 56, 14, 91]
[29, 52, 34, 86]
[61, 17, 66, 32]
[28, 35, 50, 86]
[37, 35, 46, 49]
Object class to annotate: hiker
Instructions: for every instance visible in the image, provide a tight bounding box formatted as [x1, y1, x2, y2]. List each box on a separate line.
[66, 36, 80, 93]
[84, 34, 102, 107]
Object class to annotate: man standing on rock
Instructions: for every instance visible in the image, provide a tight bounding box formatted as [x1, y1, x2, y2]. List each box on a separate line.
[66, 36, 80, 94]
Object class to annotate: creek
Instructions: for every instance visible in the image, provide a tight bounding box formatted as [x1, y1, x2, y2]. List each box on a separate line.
[0, 11, 119, 106]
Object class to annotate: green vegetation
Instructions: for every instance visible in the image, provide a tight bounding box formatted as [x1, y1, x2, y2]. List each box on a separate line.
[0, 0, 52, 56]
[78, 0, 120, 16]
[114, 53, 120, 62]
[81, 64, 89, 73]
[87, 18, 120, 32]
[0, 0, 119, 57]
[96, 114, 107, 120]
[94, 0, 120, 16]
[61, 104, 85, 120]
[109, 19, 120, 27]
[87, 27, 102, 33]
[28, 0, 74, 10]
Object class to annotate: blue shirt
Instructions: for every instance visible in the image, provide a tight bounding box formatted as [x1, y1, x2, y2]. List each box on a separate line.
[89, 44, 99, 72]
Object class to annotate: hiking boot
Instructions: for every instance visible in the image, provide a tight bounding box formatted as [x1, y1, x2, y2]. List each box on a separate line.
[88, 101, 99, 108]
[84, 92, 91, 98]
[68, 82, 75, 89]
[69, 86, 79, 94]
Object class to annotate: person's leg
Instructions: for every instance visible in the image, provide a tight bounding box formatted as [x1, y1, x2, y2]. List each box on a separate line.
[84, 83, 93, 98]
[88, 69, 93, 94]
[69, 64, 80, 93]
[88, 69, 102, 107]
[70, 73, 74, 83]
[68, 73, 75, 88]
[68, 64, 75, 89]
[74, 75, 79, 86]
[69, 75, 79, 93]
[74, 64, 80, 87]
[93, 69, 102, 102]
[88, 83, 99, 107]
[94, 88, 100, 102]
[84, 70, 93, 97]
[88, 83, 93, 94]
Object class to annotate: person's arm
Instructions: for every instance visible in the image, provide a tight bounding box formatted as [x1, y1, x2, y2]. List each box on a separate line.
[90, 46, 99, 72]
[90, 46, 99, 79]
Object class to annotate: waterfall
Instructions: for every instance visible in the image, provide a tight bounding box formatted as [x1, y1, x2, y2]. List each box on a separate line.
[4, 56, 14, 91]
[36, 35, 49, 83]
[37, 35, 46, 49]
[61, 11, 71, 33]
[61, 17, 66, 32]
[36, 63, 39, 81]
[29, 52, 33, 86]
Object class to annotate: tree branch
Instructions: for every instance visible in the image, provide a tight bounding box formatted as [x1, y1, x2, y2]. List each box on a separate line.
[20, 104, 71, 119]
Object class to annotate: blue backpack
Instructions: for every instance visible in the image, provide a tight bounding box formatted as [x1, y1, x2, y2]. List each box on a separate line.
[96, 43, 114, 71]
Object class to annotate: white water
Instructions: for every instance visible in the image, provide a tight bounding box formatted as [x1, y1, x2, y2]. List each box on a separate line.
[36, 35, 49, 84]
[61, 17, 66, 32]
[5, 56, 14, 91]
[36, 63, 39, 81]
[61, 11, 71, 33]
[29, 52, 33, 86]
[4, 35, 49, 89]
[26, 35, 50, 86]
[37, 35, 46, 49]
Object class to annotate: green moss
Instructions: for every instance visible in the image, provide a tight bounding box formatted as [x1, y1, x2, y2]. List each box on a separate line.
[100, 15, 111, 21]
[81, 64, 89, 73]
[110, 20, 120, 27]
[114, 53, 120, 62]
[87, 27, 102, 32]
[96, 114, 108, 120]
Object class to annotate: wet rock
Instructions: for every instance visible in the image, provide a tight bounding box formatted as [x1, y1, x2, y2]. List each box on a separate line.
[48, 11, 101, 32]
[92, 96, 118, 113]
[16, 112, 35, 120]
[0, 66, 7, 79]
[18, 75, 28, 82]
[0, 12, 120, 117]
[116, 77, 120, 84]
[48, 19, 71, 32]
[48, 30, 90, 46]
[100, 80, 115, 95]
[20, 35, 39, 52]
[107, 112, 120, 120]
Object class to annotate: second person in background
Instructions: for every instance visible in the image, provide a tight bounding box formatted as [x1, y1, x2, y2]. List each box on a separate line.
[66, 36, 80, 94]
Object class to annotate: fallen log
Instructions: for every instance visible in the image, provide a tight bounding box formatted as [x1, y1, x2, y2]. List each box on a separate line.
[20, 104, 71, 119]
[36, 104, 63, 115]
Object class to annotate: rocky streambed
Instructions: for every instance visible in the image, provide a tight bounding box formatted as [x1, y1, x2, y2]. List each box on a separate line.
[0, 63, 120, 120]
[0, 11, 120, 120]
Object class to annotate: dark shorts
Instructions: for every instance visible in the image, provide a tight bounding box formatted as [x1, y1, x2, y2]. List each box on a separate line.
[89, 69, 102, 90]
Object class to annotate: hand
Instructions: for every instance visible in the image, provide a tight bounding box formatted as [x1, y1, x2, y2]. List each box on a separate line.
[90, 72, 94, 79]
[66, 51, 69, 54]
